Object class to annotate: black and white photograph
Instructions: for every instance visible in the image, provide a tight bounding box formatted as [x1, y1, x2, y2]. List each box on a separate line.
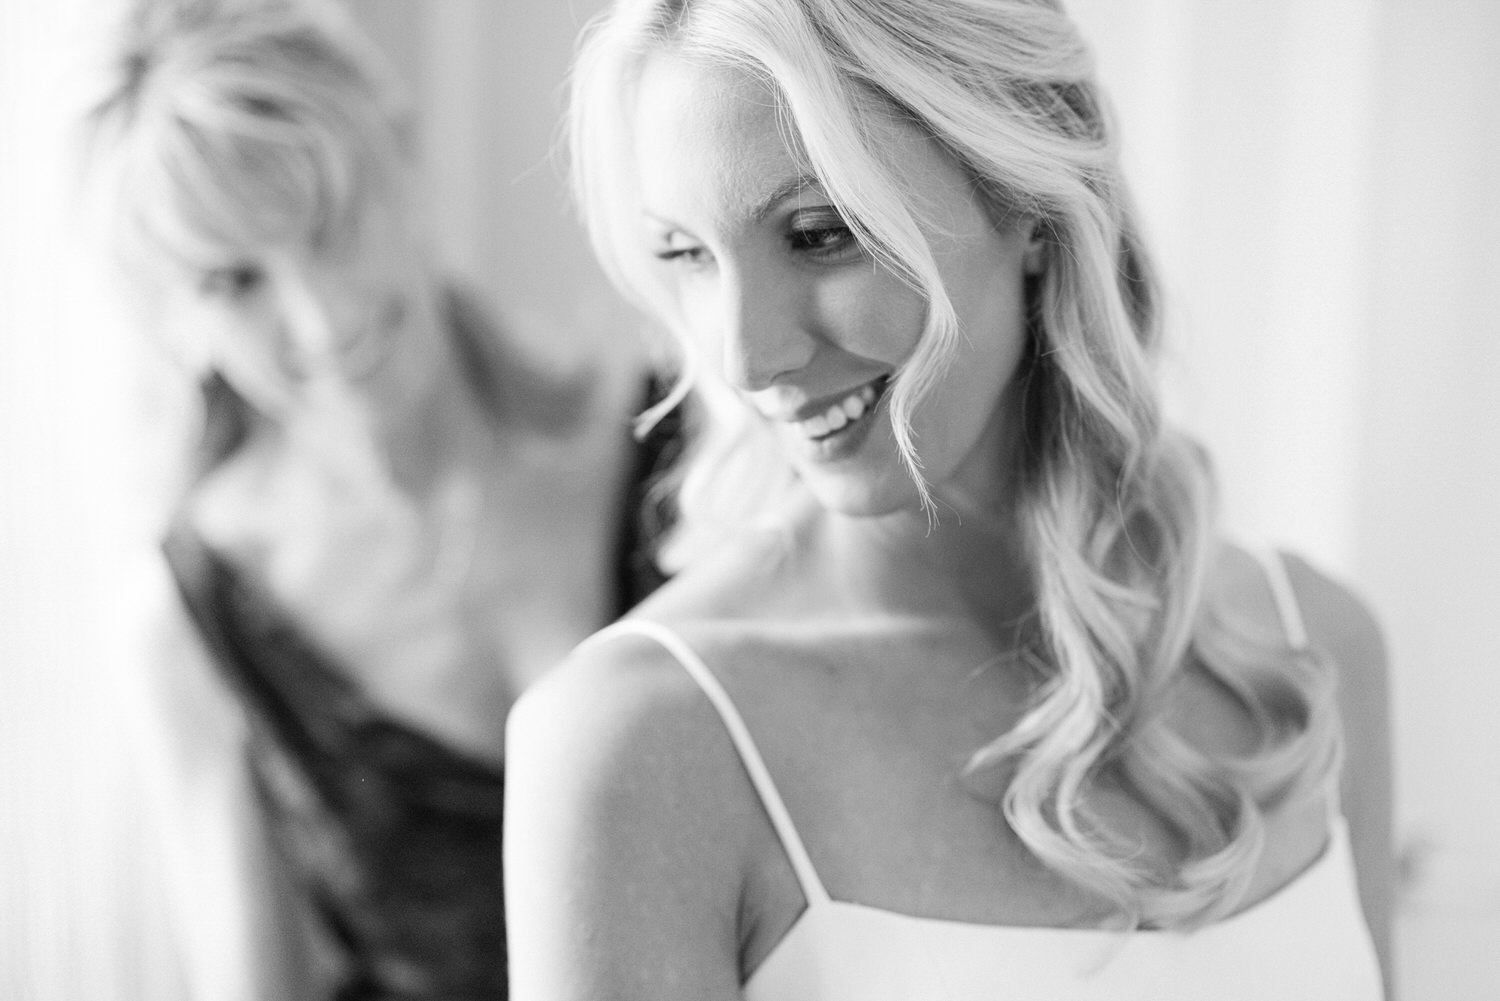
[2, 1, 1495, 998]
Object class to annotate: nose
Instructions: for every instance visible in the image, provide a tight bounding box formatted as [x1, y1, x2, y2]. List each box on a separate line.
[717, 264, 815, 392]
[270, 264, 349, 377]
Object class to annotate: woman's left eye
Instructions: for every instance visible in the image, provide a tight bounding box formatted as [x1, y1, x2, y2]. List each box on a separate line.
[787, 216, 859, 260]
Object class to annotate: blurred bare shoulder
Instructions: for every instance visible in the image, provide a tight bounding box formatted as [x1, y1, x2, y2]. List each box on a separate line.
[1281, 551, 1396, 985]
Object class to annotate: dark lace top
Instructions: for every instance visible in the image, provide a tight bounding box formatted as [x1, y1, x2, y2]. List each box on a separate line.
[162, 302, 681, 1000]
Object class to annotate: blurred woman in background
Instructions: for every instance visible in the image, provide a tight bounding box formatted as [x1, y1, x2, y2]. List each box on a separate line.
[83, 0, 676, 997]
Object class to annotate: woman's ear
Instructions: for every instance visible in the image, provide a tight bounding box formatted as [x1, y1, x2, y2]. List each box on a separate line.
[1022, 219, 1046, 276]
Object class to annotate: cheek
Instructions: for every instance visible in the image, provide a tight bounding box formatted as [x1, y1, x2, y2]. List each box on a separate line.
[228, 298, 285, 342]
[907, 257, 1031, 456]
[376, 294, 408, 338]
[156, 298, 217, 374]
[946, 242, 1031, 382]
[173, 296, 276, 361]
[668, 278, 724, 370]
[817, 268, 926, 364]
[351, 248, 410, 306]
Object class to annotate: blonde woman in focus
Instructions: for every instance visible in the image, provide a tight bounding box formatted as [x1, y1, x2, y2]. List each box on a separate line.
[84, 1, 677, 997]
[503, 0, 1394, 998]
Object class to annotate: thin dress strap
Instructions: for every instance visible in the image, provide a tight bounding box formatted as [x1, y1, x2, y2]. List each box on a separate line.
[1256, 549, 1309, 650]
[579, 619, 831, 905]
[1253, 550, 1345, 823]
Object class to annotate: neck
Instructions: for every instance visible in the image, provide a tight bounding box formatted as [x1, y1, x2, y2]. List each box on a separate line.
[359, 287, 493, 498]
[372, 292, 637, 499]
[809, 492, 1036, 640]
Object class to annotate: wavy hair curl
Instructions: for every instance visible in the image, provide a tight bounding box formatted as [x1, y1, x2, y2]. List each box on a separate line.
[569, 0, 1341, 929]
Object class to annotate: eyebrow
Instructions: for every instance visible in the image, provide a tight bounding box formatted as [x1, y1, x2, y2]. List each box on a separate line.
[748, 173, 825, 222]
[641, 172, 828, 232]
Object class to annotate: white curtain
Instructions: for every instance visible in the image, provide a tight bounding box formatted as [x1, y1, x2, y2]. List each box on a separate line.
[0, 0, 189, 998]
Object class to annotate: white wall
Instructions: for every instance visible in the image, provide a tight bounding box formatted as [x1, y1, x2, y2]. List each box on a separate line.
[357, 0, 625, 362]
[1068, 0, 1379, 569]
[1355, 1, 1500, 993]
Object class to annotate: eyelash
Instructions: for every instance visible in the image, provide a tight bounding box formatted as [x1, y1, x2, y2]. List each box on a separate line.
[788, 221, 858, 259]
[201, 264, 264, 300]
[653, 218, 860, 271]
[654, 246, 710, 267]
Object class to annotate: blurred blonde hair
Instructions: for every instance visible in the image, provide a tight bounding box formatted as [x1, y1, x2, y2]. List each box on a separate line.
[83, 0, 416, 402]
[87, 0, 411, 255]
[570, 0, 1342, 929]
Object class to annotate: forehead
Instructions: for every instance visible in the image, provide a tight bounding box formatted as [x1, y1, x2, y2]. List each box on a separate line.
[633, 53, 812, 229]
[629, 52, 997, 245]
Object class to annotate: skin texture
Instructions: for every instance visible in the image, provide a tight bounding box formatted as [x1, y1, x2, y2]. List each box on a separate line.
[504, 52, 1394, 1000]
[633, 56, 1043, 519]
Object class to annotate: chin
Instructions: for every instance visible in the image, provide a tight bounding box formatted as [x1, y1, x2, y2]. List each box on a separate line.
[799, 466, 927, 520]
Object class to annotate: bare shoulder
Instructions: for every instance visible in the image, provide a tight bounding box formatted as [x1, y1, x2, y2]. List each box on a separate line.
[1279, 552, 1388, 683]
[1211, 544, 1391, 793]
[506, 624, 748, 806]
[1210, 542, 1388, 679]
[1278, 551, 1396, 982]
[503, 625, 759, 1000]
[1275, 551, 1392, 813]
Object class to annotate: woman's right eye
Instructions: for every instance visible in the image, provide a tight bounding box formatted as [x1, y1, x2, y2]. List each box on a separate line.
[650, 230, 714, 271]
[654, 246, 710, 267]
[200, 263, 265, 300]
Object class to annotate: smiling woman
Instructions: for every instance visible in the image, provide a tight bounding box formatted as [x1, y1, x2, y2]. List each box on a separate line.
[502, 1, 1393, 999]
[633, 55, 1038, 518]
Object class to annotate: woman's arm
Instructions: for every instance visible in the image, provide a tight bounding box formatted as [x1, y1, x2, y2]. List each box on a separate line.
[504, 635, 755, 1001]
[1286, 555, 1397, 994]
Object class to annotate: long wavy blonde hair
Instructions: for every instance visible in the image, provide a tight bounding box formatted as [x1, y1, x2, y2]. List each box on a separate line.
[570, 0, 1342, 929]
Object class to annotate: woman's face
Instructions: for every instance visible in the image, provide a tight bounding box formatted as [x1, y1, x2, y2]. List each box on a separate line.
[158, 192, 436, 418]
[631, 54, 1041, 518]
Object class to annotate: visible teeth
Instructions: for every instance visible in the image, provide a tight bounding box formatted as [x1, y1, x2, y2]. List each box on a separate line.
[842, 391, 868, 421]
[795, 379, 882, 439]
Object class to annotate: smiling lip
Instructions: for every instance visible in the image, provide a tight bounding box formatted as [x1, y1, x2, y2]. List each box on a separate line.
[764, 375, 890, 457]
